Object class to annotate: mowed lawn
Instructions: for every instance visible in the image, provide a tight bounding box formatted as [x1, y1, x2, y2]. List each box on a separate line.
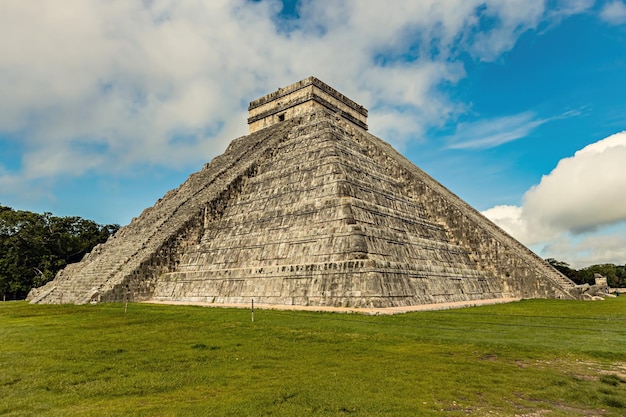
[1, 298, 625, 416]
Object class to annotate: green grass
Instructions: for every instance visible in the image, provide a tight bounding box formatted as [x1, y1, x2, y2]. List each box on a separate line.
[1, 298, 625, 416]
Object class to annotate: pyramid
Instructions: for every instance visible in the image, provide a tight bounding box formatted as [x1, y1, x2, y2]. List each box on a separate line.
[28, 77, 578, 307]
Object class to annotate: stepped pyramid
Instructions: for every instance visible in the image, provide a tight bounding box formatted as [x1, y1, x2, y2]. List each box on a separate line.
[28, 77, 578, 307]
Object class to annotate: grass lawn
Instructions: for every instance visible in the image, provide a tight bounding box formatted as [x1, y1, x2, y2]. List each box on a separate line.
[1, 298, 625, 416]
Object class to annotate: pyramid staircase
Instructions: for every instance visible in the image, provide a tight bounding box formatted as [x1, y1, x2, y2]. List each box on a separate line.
[27, 120, 294, 304]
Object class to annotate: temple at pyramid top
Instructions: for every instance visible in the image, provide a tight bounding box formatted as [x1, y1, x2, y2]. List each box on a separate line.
[247, 76, 368, 133]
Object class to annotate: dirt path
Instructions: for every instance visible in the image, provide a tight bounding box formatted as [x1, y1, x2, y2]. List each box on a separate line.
[143, 297, 522, 315]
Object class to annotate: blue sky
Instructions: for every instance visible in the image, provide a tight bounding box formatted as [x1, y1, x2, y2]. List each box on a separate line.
[1, 0, 625, 268]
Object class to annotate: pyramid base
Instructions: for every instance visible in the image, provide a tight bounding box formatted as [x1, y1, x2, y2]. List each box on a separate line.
[149, 259, 516, 309]
[144, 297, 523, 315]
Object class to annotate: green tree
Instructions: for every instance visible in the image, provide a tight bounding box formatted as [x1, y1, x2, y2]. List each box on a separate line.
[578, 264, 624, 288]
[616, 265, 626, 288]
[546, 258, 626, 288]
[0, 205, 119, 300]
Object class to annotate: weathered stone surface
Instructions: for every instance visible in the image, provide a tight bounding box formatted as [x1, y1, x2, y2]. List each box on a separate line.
[248, 76, 367, 133]
[28, 78, 578, 307]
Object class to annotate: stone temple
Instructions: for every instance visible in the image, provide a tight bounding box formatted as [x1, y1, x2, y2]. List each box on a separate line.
[28, 77, 578, 308]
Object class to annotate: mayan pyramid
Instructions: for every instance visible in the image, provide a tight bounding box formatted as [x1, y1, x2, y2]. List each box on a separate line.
[28, 77, 578, 307]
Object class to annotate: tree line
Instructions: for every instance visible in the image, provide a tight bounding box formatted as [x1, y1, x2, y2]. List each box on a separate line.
[0, 205, 119, 300]
[546, 258, 625, 288]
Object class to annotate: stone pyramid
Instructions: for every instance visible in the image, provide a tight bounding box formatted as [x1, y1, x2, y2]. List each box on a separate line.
[28, 77, 578, 307]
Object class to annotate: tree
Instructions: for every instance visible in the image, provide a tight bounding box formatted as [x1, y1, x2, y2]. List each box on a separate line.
[578, 264, 624, 288]
[546, 258, 626, 288]
[0, 205, 119, 300]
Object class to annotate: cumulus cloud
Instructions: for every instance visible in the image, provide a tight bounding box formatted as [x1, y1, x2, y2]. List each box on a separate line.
[467, 0, 545, 61]
[482, 205, 531, 243]
[482, 132, 626, 267]
[0, 0, 591, 194]
[600, 1, 626, 25]
[541, 224, 626, 268]
[524, 132, 626, 233]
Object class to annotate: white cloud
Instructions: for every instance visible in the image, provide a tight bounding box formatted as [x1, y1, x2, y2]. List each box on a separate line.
[524, 131, 626, 234]
[600, 1, 626, 25]
[446, 112, 547, 149]
[482, 132, 626, 267]
[541, 224, 626, 268]
[446, 110, 581, 150]
[481, 205, 531, 243]
[0, 0, 590, 195]
[468, 0, 545, 61]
